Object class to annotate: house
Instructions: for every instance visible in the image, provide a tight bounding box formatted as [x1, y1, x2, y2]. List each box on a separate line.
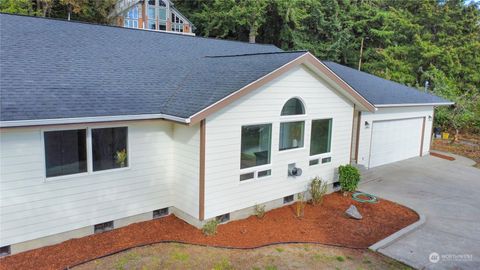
[0, 14, 452, 256]
[110, 0, 194, 34]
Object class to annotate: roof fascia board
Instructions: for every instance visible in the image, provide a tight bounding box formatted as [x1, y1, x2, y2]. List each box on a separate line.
[0, 114, 189, 128]
[302, 53, 376, 112]
[188, 52, 376, 125]
[375, 102, 454, 108]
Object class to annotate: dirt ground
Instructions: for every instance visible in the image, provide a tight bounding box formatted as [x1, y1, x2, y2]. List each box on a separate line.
[74, 242, 412, 270]
[432, 133, 480, 168]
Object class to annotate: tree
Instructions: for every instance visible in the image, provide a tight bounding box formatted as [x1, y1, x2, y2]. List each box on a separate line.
[60, 0, 87, 21]
[0, 0, 35, 15]
[192, 0, 268, 43]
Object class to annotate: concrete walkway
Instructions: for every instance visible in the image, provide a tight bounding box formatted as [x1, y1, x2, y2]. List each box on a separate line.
[360, 154, 480, 270]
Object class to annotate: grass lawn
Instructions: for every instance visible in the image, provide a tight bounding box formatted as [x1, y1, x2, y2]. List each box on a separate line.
[73, 243, 412, 270]
[432, 133, 480, 168]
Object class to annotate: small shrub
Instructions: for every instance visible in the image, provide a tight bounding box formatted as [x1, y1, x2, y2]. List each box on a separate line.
[275, 247, 284, 253]
[254, 204, 266, 218]
[202, 219, 219, 236]
[336, 256, 345, 262]
[338, 164, 360, 192]
[308, 177, 328, 205]
[295, 192, 306, 218]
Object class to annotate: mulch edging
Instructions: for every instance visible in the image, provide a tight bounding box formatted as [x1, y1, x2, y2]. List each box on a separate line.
[430, 151, 456, 161]
[0, 192, 419, 270]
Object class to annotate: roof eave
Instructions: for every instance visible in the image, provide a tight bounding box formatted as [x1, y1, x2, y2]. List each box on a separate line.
[374, 102, 454, 108]
[188, 52, 377, 125]
[0, 113, 190, 128]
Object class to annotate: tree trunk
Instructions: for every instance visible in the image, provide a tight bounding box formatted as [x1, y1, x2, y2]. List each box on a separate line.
[249, 26, 256, 44]
[450, 128, 459, 143]
[358, 37, 364, 71]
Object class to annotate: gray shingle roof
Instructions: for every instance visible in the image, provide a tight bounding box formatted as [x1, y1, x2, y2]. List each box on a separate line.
[322, 61, 452, 106]
[1, 14, 451, 124]
[0, 14, 304, 122]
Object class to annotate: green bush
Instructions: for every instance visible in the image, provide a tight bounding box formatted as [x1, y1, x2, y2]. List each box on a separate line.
[202, 219, 219, 236]
[338, 165, 360, 192]
[308, 177, 328, 205]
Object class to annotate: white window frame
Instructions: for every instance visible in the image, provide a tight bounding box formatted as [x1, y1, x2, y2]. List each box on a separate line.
[278, 97, 307, 152]
[309, 118, 333, 161]
[90, 126, 130, 175]
[41, 127, 89, 182]
[42, 125, 130, 182]
[238, 122, 273, 183]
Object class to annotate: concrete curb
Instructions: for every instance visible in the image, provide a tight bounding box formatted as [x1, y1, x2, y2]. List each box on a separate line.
[369, 213, 426, 252]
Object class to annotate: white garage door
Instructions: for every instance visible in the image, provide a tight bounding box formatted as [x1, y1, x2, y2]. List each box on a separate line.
[369, 117, 424, 168]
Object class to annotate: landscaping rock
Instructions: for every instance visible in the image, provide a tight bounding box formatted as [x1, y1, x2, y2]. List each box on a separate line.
[345, 205, 362, 220]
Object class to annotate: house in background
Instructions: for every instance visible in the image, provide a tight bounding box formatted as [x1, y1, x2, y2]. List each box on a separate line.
[0, 14, 452, 256]
[110, 0, 194, 34]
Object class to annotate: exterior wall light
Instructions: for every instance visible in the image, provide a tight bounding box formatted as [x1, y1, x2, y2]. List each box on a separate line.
[365, 121, 370, 129]
[428, 115, 433, 121]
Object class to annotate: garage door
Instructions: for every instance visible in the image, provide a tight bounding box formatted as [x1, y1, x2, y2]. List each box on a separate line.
[369, 117, 424, 168]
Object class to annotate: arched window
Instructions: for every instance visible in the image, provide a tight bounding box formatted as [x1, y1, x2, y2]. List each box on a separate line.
[279, 98, 305, 151]
[281, 98, 305, 116]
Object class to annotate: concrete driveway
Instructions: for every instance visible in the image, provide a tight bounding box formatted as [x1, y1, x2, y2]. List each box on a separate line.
[360, 153, 480, 270]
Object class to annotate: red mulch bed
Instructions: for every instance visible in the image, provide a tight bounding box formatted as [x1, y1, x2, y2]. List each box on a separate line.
[430, 151, 455, 161]
[0, 192, 418, 270]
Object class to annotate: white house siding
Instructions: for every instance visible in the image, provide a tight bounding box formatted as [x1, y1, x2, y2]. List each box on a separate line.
[172, 123, 200, 219]
[0, 120, 175, 247]
[204, 65, 354, 219]
[357, 106, 434, 168]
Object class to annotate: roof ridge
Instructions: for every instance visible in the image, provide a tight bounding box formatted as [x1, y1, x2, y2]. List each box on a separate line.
[205, 51, 307, 58]
[0, 12, 280, 48]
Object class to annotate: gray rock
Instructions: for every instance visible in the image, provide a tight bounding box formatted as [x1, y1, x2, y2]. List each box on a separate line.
[345, 205, 362, 220]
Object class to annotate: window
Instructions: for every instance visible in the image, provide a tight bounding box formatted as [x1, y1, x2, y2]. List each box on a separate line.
[310, 119, 332, 156]
[92, 127, 128, 172]
[240, 124, 272, 169]
[279, 121, 304, 150]
[44, 129, 87, 178]
[309, 159, 319, 166]
[171, 12, 184, 32]
[258, 169, 271, 178]
[240, 172, 254, 181]
[281, 98, 305, 115]
[124, 5, 139, 28]
[322, 157, 332, 163]
[148, 6, 156, 29]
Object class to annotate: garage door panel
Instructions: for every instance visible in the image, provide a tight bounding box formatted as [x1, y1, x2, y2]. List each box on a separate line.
[369, 118, 423, 168]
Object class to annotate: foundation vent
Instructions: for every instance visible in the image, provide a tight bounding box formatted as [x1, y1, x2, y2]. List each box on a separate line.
[216, 213, 230, 223]
[0, 245, 11, 257]
[94, 221, 114, 234]
[283, 195, 294, 204]
[153, 208, 169, 219]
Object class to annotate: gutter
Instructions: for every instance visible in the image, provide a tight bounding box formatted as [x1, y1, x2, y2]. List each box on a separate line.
[0, 113, 190, 128]
[374, 102, 454, 108]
